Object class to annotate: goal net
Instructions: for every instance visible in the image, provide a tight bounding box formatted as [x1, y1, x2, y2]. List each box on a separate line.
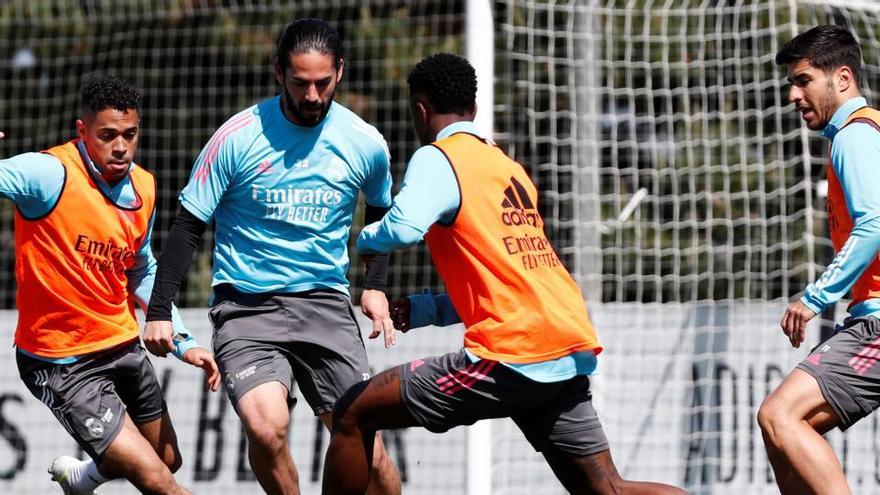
[2, 0, 880, 494]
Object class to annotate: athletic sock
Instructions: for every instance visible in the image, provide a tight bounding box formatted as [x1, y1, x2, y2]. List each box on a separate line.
[71, 458, 110, 492]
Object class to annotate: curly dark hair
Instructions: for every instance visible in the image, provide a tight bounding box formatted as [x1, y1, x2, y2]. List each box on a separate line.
[80, 75, 141, 116]
[276, 18, 342, 71]
[776, 25, 863, 89]
[407, 53, 477, 115]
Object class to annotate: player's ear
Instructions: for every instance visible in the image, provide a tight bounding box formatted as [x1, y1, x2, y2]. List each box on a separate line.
[75, 119, 87, 139]
[415, 101, 429, 126]
[837, 65, 855, 92]
[336, 58, 345, 82]
[273, 58, 285, 87]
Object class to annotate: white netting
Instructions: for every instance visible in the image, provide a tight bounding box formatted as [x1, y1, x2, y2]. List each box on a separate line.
[491, 2, 880, 494]
[3, 0, 880, 494]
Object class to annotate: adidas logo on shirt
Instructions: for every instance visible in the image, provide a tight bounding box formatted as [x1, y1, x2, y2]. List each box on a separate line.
[501, 177, 542, 228]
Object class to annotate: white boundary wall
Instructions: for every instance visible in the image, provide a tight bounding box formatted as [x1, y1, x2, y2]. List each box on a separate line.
[0, 303, 879, 494]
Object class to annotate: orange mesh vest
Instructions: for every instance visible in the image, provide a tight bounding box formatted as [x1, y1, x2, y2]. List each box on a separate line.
[14, 140, 155, 358]
[425, 132, 602, 363]
[826, 107, 880, 307]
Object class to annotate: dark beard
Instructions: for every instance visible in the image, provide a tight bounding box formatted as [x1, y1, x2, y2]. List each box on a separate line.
[282, 87, 333, 127]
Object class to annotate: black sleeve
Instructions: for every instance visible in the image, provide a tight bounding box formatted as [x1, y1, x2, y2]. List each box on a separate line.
[145, 207, 208, 321]
[362, 204, 391, 291]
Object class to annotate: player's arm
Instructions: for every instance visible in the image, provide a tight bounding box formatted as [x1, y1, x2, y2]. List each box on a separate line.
[143, 207, 209, 346]
[390, 290, 460, 332]
[144, 120, 235, 372]
[356, 130, 397, 347]
[0, 151, 65, 217]
[131, 210, 219, 391]
[357, 145, 459, 254]
[782, 124, 880, 346]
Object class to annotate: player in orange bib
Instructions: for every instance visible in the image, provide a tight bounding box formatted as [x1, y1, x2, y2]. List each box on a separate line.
[759, 25, 880, 495]
[321, 54, 686, 495]
[1, 76, 219, 494]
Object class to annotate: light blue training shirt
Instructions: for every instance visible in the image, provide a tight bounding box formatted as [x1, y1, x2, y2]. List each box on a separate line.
[801, 96, 880, 320]
[180, 96, 392, 295]
[358, 121, 597, 382]
[0, 140, 196, 363]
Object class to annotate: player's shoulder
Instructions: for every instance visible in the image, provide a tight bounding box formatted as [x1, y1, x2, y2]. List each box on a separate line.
[214, 101, 264, 143]
[328, 102, 389, 159]
[411, 142, 447, 164]
[199, 101, 265, 162]
[836, 117, 880, 149]
[1, 152, 66, 186]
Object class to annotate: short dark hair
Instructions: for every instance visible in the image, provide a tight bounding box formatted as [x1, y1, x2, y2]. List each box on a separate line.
[775, 25, 863, 88]
[81, 75, 141, 116]
[276, 18, 342, 71]
[407, 53, 477, 115]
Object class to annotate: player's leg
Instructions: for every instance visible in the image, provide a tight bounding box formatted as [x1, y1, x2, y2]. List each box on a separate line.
[18, 342, 190, 494]
[97, 414, 191, 495]
[319, 412, 399, 495]
[90, 343, 191, 494]
[133, 412, 183, 473]
[325, 348, 520, 494]
[758, 316, 880, 495]
[235, 381, 299, 494]
[516, 375, 686, 494]
[322, 366, 419, 495]
[289, 290, 401, 494]
[542, 448, 687, 495]
[116, 342, 183, 473]
[210, 288, 301, 494]
[757, 369, 848, 494]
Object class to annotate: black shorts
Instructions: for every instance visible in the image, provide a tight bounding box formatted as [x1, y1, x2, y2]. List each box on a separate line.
[17, 340, 166, 459]
[209, 285, 371, 416]
[399, 348, 609, 456]
[797, 316, 880, 431]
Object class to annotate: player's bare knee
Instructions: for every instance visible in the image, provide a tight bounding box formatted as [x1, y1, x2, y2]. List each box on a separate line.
[245, 422, 287, 452]
[331, 403, 362, 438]
[756, 397, 787, 440]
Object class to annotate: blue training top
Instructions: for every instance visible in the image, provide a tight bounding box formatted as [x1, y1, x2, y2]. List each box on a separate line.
[802, 96, 880, 319]
[180, 96, 392, 295]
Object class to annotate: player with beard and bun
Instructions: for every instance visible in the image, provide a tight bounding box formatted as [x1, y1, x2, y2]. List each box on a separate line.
[322, 53, 687, 495]
[143, 18, 401, 495]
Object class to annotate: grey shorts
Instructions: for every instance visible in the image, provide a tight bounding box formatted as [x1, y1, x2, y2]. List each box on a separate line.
[16, 340, 165, 459]
[797, 316, 880, 431]
[209, 285, 371, 416]
[400, 348, 609, 456]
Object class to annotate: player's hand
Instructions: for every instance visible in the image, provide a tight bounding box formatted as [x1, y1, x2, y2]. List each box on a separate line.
[0, 131, 5, 140]
[389, 298, 411, 332]
[143, 320, 175, 357]
[182, 347, 221, 392]
[361, 289, 396, 348]
[780, 300, 817, 348]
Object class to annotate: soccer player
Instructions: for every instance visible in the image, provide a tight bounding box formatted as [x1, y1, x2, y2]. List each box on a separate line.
[143, 18, 400, 495]
[322, 53, 687, 495]
[758, 25, 880, 495]
[0, 75, 219, 495]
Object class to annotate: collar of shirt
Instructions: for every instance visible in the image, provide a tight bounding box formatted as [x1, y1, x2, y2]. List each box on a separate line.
[436, 120, 481, 141]
[821, 96, 868, 140]
[75, 139, 134, 191]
